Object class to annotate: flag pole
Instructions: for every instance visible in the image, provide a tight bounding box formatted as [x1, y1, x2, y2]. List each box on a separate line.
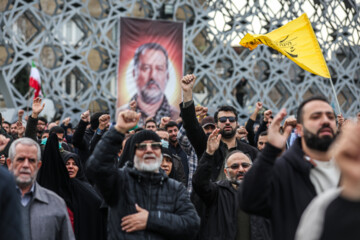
[329, 78, 341, 115]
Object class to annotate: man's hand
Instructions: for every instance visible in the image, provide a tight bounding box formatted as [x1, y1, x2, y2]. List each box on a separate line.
[206, 128, 221, 155]
[121, 204, 149, 233]
[129, 100, 137, 111]
[255, 102, 262, 113]
[0, 135, 10, 152]
[98, 114, 110, 130]
[18, 109, 24, 122]
[195, 105, 208, 122]
[237, 126, 248, 139]
[330, 121, 360, 181]
[81, 110, 90, 122]
[337, 114, 344, 128]
[263, 109, 272, 123]
[0, 155, 5, 165]
[283, 116, 297, 129]
[249, 102, 263, 121]
[16, 121, 24, 137]
[31, 97, 45, 119]
[267, 109, 293, 149]
[115, 110, 140, 134]
[181, 74, 196, 102]
[62, 117, 71, 126]
[159, 117, 170, 128]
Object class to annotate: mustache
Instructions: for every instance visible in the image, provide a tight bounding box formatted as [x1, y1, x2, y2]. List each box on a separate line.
[19, 169, 31, 174]
[145, 79, 160, 89]
[143, 153, 157, 158]
[236, 172, 245, 178]
[316, 124, 334, 135]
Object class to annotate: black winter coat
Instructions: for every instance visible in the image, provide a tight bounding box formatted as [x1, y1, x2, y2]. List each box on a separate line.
[87, 128, 200, 240]
[240, 138, 321, 240]
[193, 152, 271, 240]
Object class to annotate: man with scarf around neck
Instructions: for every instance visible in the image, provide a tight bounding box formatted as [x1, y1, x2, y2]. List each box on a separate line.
[87, 109, 200, 240]
[192, 128, 271, 240]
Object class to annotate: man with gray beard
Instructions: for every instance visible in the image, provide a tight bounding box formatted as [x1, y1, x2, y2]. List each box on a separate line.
[87, 110, 200, 240]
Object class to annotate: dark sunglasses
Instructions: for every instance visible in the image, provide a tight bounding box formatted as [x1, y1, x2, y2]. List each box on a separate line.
[218, 116, 236, 123]
[135, 142, 162, 151]
[226, 162, 252, 170]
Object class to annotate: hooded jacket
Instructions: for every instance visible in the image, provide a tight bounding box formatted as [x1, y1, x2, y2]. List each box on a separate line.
[87, 128, 200, 240]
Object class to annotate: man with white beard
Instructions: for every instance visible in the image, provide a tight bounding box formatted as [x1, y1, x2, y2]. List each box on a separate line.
[87, 110, 200, 240]
[192, 128, 271, 240]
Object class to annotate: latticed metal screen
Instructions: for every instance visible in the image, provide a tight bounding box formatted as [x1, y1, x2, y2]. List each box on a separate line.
[1, 0, 359, 124]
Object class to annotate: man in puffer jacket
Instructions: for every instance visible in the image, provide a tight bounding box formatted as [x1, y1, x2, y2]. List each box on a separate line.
[87, 110, 200, 240]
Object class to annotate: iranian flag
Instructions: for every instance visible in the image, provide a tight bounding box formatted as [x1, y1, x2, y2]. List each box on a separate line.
[29, 61, 42, 98]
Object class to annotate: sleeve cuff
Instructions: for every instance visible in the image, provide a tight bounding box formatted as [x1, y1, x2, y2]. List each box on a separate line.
[182, 100, 194, 108]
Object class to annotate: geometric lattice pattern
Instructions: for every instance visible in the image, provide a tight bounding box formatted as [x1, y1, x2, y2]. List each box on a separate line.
[1, 0, 359, 124]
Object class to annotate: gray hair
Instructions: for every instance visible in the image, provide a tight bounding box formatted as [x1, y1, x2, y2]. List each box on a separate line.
[224, 150, 252, 168]
[8, 137, 41, 162]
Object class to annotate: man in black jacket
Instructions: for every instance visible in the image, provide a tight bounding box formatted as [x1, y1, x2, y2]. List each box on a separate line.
[87, 109, 200, 240]
[180, 74, 258, 181]
[240, 96, 340, 240]
[193, 128, 271, 240]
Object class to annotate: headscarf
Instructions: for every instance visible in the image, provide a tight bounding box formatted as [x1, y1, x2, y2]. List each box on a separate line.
[37, 133, 106, 240]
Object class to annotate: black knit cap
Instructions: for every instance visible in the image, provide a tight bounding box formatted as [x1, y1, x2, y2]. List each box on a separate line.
[132, 130, 161, 147]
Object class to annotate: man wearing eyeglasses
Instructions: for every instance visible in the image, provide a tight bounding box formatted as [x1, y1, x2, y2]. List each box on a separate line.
[192, 128, 271, 240]
[180, 74, 258, 181]
[87, 110, 200, 240]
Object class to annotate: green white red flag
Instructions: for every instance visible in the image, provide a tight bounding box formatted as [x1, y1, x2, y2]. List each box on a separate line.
[29, 61, 42, 98]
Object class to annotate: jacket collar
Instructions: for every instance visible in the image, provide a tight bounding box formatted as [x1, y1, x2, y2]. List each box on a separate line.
[128, 167, 168, 185]
[282, 138, 313, 174]
[33, 182, 49, 204]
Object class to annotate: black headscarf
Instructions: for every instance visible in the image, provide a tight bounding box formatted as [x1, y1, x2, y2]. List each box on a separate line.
[62, 152, 87, 182]
[37, 133, 106, 240]
[118, 130, 161, 168]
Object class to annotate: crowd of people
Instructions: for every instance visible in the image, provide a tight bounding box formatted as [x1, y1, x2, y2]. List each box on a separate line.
[0, 73, 360, 240]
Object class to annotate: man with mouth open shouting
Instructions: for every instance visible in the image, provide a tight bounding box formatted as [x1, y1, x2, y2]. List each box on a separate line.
[192, 128, 271, 240]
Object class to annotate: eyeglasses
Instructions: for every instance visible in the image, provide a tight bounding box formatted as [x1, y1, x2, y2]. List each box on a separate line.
[135, 142, 162, 151]
[226, 162, 252, 170]
[218, 116, 236, 123]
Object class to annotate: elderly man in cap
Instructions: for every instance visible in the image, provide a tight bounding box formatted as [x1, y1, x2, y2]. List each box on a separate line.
[201, 116, 216, 135]
[87, 110, 200, 240]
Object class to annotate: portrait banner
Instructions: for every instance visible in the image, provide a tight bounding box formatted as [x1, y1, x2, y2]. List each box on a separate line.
[117, 17, 184, 126]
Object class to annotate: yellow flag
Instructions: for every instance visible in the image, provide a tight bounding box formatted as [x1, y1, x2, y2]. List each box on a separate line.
[240, 13, 330, 78]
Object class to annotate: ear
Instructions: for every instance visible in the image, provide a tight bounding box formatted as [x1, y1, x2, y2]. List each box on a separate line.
[6, 158, 11, 169]
[296, 123, 303, 137]
[37, 161, 42, 170]
[224, 167, 228, 176]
